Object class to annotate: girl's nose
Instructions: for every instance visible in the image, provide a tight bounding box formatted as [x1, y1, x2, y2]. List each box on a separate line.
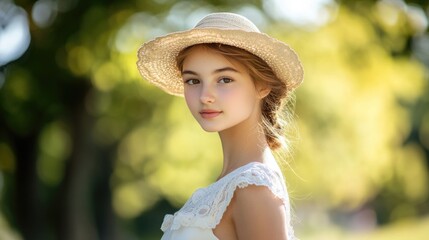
[200, 84, 215, 104]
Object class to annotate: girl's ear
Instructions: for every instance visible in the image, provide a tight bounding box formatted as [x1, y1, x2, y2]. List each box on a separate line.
[257, 86, 271, 99]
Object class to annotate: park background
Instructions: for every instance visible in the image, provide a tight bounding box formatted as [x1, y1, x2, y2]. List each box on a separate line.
[1, 0, 429, 239]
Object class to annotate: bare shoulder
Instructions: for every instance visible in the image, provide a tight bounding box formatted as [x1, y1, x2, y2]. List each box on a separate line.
[232, 185, 288, 240]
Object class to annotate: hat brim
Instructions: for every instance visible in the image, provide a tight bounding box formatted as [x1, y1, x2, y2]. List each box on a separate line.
[137, 28, 303, 96]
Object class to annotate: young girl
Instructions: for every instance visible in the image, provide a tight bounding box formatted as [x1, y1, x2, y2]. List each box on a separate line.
[137, 12, 303, 240]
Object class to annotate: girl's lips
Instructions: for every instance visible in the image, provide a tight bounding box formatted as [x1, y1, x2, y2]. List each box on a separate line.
[199, 110, 222, 119]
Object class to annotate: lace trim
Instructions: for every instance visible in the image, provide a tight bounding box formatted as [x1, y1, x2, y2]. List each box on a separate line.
[161, 162, 294, 238]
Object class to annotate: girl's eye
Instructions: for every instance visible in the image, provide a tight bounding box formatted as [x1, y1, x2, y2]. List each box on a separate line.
[219, 77, 233, 84]
[185, 79, 200, 85]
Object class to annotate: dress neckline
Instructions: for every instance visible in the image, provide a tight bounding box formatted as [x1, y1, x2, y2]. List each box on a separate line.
[213, 161, 263, 185]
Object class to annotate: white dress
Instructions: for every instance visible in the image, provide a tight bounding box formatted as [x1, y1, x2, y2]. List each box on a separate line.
[160, 162, 296, 240]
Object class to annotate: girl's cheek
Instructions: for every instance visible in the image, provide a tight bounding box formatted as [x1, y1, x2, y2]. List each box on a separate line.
[218, 85, 237, 98]
[185, 88, 200, 110]
[184, 90, 194, 106]
[224, 84, 251, 100]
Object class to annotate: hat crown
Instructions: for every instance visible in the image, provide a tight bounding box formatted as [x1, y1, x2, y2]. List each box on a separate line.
[194, 12, 260, 33]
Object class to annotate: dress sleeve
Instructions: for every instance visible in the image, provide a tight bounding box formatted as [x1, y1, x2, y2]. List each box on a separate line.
[211, 162, 290, 227]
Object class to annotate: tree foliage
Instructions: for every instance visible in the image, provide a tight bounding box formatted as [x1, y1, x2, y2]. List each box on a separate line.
[0, 0, 428, 239]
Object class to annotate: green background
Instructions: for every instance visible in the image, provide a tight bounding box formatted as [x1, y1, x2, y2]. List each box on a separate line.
[1, 0, 428, 239]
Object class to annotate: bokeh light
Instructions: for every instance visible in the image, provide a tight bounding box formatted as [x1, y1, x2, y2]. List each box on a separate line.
[0, 0, 428, 239]
[0, 1, 30, 67]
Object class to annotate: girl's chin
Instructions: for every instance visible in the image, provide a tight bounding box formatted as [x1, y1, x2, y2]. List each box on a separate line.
[197, 123, 227, 132]
[199, 126, 222, 132]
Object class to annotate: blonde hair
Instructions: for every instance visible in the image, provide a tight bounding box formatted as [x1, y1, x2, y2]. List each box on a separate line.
[176, 43, 296, 151]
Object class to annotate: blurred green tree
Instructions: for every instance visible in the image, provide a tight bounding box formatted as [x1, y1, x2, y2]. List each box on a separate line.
[0, 0, 428, 240]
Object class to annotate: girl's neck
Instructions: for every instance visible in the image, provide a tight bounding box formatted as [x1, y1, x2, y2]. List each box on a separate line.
[217, 118, 275, 180]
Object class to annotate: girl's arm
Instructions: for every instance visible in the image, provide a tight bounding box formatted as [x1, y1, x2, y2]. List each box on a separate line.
[232, 185, 288, 240]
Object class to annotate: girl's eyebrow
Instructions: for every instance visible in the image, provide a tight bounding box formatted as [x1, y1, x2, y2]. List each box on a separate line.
[213, 67, 239, 74]
[181, 67, 240, 76]
[181, 70, 198, 76]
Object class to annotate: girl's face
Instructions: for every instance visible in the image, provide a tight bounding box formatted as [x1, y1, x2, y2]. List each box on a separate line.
[181, 46, 266, 132]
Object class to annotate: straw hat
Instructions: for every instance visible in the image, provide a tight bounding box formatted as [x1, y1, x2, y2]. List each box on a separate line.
[137, 12, 303, 96]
